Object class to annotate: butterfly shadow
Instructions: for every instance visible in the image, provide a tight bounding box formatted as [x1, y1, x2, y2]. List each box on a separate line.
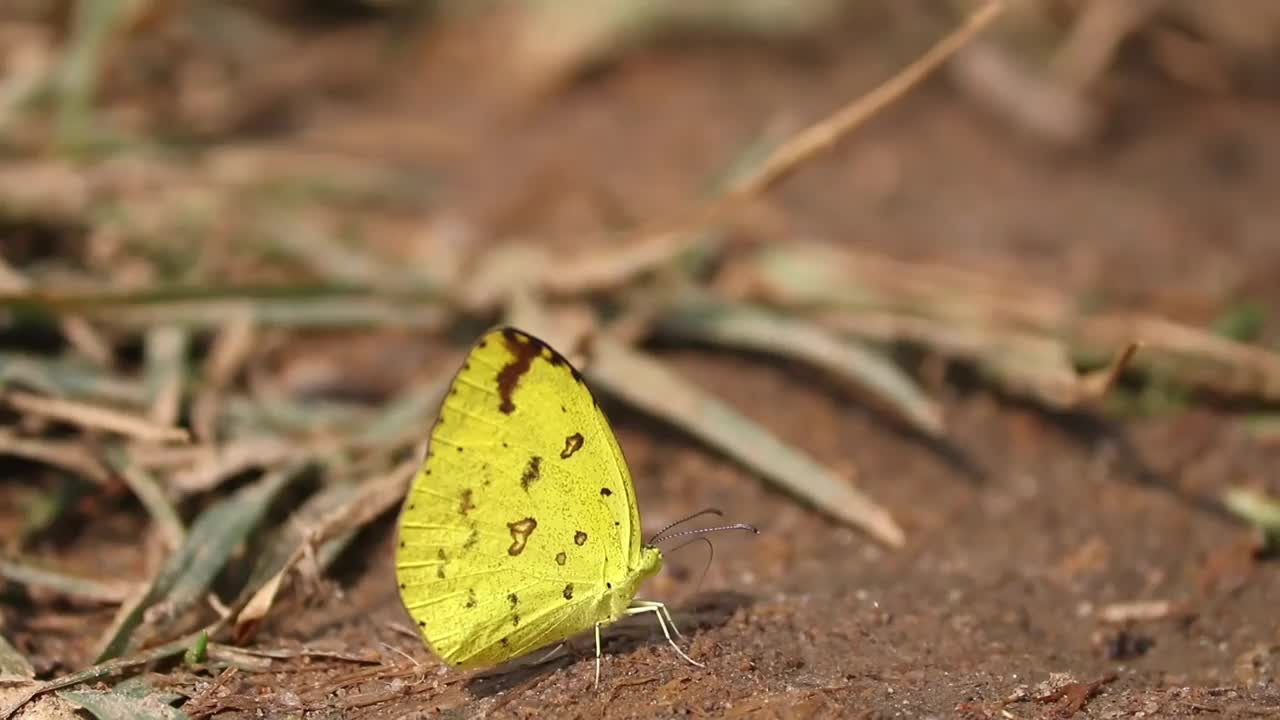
[464, 590, 755, 697]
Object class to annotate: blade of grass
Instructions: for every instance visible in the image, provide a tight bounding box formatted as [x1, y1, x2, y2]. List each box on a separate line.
[543, 0, 1005, 296]
[55, 0, 131, 149]
[144, 326, 189, 428]
[354, 378, 450, 447]
[2, 390, 189, 443]
[0, 626, 204, 719]
[1, 286, 446, 331]
[58, 688, 190, 720]
[0, 632, 34, 681]
[233, 459, 417, 641]
[1223, 488, 1280, 547]
[586, 336, 903, 547]
[1076, 314, 1280, 402]
[191, 314, 255, 442]
[0, 429, 114, 487]
[169, 438, 301, 496]
[0, 555, 135, 604]
[14, 476, 92, 546]
[95, 462, 310, 661]
[104, 448, 186, 550]
[231, 481, 364, 642]
[261, 216, 423, 288]
[0, 233, 113, 367]
[0, 352, 146, 406]
[112, 677, 184, 706]
[655, 299, 944, 437]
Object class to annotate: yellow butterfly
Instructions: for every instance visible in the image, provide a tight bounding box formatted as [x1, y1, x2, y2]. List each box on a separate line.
[395, 326, 750, 684]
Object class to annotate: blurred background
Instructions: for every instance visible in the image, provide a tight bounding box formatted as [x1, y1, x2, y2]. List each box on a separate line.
[2, 1, 1280, 717]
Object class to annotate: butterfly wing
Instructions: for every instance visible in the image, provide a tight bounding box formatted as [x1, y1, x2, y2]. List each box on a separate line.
[395, 327, 643, 667]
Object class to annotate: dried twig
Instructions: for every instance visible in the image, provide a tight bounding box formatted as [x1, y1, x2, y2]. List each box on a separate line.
[543, 0, 1006, 296]
[1096, 600, 1190, 624]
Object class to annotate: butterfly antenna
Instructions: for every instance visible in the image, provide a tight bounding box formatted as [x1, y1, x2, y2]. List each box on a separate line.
[654, 522, 760, 544]
[648, 508, 724, 545]
[663, 536, 716, 596]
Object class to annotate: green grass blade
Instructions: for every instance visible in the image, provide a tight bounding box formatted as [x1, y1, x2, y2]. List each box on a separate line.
[0, 632, 33, 681]
[104, 448, 186, 550]
[57, 689, 190, 720]
[95, 463, 310, 661]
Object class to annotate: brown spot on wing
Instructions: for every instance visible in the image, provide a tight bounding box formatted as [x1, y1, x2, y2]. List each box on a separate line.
[509, 593, 519, 607]
[464, 590, 477, 609]
[555, 551, 566, 566]
[560, 432, 585, 459]
[563, 583, 574, 600]
[496, 329, 542, 415]
[436, 548, 447, 579]
[574, 531, 587, 546]
[520, 456, 542, 491]
[507, 517, 538, 556]
[459, 489, 475, 515]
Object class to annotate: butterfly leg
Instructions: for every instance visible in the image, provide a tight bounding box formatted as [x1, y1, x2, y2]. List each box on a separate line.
[594, 621, 604, 688]
[625, 602, 704, 669]
[630, 599, 683, 637]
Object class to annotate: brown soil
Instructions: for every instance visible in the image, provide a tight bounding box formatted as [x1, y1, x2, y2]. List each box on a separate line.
[6, 11, 1280, 720]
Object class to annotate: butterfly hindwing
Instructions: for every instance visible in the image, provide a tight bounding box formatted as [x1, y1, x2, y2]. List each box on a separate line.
[395, 327, 642, 666]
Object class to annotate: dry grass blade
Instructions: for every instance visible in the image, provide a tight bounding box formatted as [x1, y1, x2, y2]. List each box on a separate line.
[1076, 315, 1280, 402]
[191, 314, 256, 442]
[718, 0, 1004, 202]
[746, 242, 1071, 333]
[586, 336, 903, 547]
[1096, 600, 1189, 624]
[0, 556, 135, 604]
[1075, 342, 1141, 403]
[144, 326, 189, 428]
[58, 687, 190, 720]
[743, 245, 1201, 407]
[232, 482, 364, 642]
[234, 459, 417, 641]
[545, 0, 1005, 296]
[819, 310, 1088, 408]
[0, 632, 34, 681]
[656, 300, 944, 437]
[95, 463, 309, 661]
[169, 438, 301, 496]
[262, 217, 417, 288]
[3, 390, 189, 444]
[104, 448, 186, 550]
[0, 429, 113, 486]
